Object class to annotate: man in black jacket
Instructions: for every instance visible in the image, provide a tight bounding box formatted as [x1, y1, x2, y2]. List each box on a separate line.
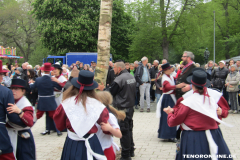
[106, 61, 136, 160]
[149, 60, 159, 102]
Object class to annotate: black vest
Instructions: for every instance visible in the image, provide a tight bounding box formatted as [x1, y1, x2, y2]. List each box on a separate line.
[113, 70, 136, 108]
[175, 64, 196, 100]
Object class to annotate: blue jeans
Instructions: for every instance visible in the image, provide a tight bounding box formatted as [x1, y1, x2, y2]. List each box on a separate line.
[155, 93, 161, 103]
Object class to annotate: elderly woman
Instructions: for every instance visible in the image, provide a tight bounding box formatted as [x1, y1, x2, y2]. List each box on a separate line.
[225, 65, 240, 114]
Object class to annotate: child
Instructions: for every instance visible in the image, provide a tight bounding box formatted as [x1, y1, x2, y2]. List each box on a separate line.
[96, 91, 126, 160]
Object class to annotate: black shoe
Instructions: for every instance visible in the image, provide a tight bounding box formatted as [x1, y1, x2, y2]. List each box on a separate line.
[168, 138, 177, 143]
[57, 132, 62, 136]
[135, 105, 139, 109]
[120, 157, 132, 160]
[130, 152, 135, 157]
[41, 130, 50, 135]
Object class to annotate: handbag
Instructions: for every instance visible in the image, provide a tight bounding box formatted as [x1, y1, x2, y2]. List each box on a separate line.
[152, 84, 156, 90]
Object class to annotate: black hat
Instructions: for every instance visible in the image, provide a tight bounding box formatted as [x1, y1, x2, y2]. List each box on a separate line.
[186, 70, 211, 88]
[161, 63, 173, 71]
[52, 64, 62, 70]
[71, 70, 98, 90]
[191, 68, 211, 82]
[10, 79, 29, 90]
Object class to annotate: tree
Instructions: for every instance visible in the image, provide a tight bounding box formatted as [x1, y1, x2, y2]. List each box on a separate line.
[32, 0, 134, 61]
[0, 0, 40, 62]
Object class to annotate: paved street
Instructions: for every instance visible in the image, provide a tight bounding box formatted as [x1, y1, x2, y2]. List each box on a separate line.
[32, 102, 240, 160]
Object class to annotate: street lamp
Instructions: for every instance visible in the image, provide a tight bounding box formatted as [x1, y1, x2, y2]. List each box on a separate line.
[213, 11, 215, 63]
[204, 48, 210, 64]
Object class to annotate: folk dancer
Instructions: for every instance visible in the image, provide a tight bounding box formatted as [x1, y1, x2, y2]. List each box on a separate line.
[0, 60, 25, 160]
[156, 63, 185, 142]
[30, 63, 62, 136]
[53, 70, 109, 160]
[6, 79, 35, 160]
[164, 70, 233, 160]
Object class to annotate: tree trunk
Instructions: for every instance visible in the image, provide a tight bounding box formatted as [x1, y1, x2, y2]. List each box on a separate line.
[160, 0, 169, 60]
[94, 0, 113, 84]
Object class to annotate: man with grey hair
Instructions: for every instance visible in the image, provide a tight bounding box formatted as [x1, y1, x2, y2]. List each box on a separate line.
[105, 60, 136, 160]
[135, 56, 151, 112]
[162, 59, 167, 65]
[134, 61, 139, 68]
[149, 60, 159, 102]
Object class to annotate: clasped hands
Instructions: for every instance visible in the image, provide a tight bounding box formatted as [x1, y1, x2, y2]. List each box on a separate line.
[163, 106, 174, 115]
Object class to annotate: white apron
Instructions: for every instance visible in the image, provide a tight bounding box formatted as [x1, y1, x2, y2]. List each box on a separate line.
[62, 96, 107, 160]
[181, 92, 233, 160]
[54, 75, 67, 106]
[7, 96, 33, 158]
[96, 113, 120, 153]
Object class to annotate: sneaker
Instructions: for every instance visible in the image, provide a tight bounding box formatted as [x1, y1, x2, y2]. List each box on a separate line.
[140, 108, 144, 112]
[228, 110, 233, 113]
[135, 105, 139, 109]
[233, 110, 238, 114]
[147, 108, 150, 112]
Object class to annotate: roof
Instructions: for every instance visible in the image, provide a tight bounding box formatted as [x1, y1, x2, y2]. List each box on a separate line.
[224, 56, 240, 62]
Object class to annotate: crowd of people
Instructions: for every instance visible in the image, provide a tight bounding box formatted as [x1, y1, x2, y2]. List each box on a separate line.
[0, 50, 237, 160]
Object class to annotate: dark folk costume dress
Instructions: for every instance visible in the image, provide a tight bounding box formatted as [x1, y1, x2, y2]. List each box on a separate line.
[156, 74, 178, 139]
[6, 96, 35, 160]
[168, 90, 232, 160]
[54, 96, 109, 160]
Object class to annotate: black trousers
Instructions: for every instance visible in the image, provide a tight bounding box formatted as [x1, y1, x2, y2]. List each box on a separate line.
[119, 107, 135, 158]
[150, 82, 155, 101]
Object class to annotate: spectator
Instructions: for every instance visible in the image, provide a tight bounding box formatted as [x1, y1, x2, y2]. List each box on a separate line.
[148, 63, 152, 70]
[13, 67, 28, 82]
[129, 63, 135, 76]
[134, 61, 139, 69]
[79, 62, 84, 70]
[211, 60, 229, 92]
[228, 59, 235, 70]
[135, 56, 151, 112]
[162, 59, 167, 65]
[211, 60, 229, 103]
[76, 61, 80, 70]
[27, 69, 38, 106]
[225, 65, 239, 114]
[175, 61, 184, 78]
[205, 60, 214, 75]
[125, 62, 130, 72]
[89, 67, 94, 72]
[2, 67, 11, 87]
[83, 64, 89, 71]
[149, 60, 159, 102]
[91, 61, 96, 70]
[236, 60, 240, 72]
[106, 61, 115, 87]
[22, 63, 28, 78]
[155, 64, 162, 103]
[63, 69, 79, 91]
[27, 65, 33, 69]
[170, 65, 177, 77]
